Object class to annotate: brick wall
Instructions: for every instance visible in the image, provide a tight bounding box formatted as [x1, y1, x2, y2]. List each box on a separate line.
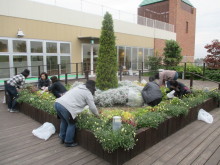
[175, 1, 196, 62]
[154, 38, 166, 57]
[138, 0, 196, 62]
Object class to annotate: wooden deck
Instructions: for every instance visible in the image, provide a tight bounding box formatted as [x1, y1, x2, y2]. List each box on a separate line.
[0, 92, 220, 165]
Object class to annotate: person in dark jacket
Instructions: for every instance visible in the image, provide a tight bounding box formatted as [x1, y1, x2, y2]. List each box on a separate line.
[5, 69, 30, 112]
[38, 72, 50, 89]
[141, 77, 162, 107]
[44, 76, 67, 98]
[169, 80, 191, 98]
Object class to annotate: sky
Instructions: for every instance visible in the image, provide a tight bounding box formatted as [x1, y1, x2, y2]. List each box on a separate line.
[34, 0, 220, 59]
[85, 0, 220, 59]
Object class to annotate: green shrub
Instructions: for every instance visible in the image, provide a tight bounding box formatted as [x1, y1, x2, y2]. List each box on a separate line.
[135, 111, 167, 129]
[205, 69, 220, 82]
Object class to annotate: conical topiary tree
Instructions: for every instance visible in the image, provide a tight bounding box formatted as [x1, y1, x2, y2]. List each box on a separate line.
[96, 12, 118, 90]
[163, 40, 183, 66]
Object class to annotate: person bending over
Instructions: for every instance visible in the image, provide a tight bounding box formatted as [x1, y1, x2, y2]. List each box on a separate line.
[44, 76, 67, 98]
[142, 77, 162, 107]
[54, 80, 99, 147]
[5, 69, 30, 112]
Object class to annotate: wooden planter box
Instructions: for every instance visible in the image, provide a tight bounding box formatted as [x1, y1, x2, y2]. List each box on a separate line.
[15, 98, 218, 165]
[19, 102, 60, 132]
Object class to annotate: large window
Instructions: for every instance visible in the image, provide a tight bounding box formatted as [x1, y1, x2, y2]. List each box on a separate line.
[13, 40, 27, 52]
[132, 48, 137, 70]
[61, 56, 71, 74]
[138, 48, 143, 69]
[0, 56, 10, 78]
[0, 39, 8, 52]
[0, 38, 71, 78]
[47, 56, 58, 75]
[46, 42, 57, 53]
[118, 46, 125, 67]
[13, 56, 28, 74]
[125, 47, 131, 69]
[144, 48, 149, 69]
[31, 41, 43, 53]
[60, 43, 70, 54]
[31, 56, 44, 76]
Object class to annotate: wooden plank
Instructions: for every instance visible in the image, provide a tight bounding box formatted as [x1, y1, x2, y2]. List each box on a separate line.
[158, 116, 220, 164]
[205, 146, 220, 165]
[179, 125, 220, 164]
[191, 135, 220, 165]
[0, 137, 59, 164]
[46, 149, 90, 165]
[83, 158, 110, 165]
[137, 109, 220, 165]
[31, 146, 86, 165]
[144, 108, 220, 156]
[20, 145, 80, 165]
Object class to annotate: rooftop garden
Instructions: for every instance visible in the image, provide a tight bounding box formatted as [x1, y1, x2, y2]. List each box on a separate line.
[17, 80, 220, 153]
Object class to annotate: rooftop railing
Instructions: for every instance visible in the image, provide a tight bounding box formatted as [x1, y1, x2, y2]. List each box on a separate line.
[31, 0, 174, 32]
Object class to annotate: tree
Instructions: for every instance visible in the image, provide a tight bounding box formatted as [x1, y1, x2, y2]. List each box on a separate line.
[163, 40, 182, 66]
[96, 12, 118, 90]
[204, 39, 220, 69]
[147, 51, 162, 72]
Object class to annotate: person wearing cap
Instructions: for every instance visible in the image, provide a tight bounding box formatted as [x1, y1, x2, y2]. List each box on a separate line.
[154, 70, 178, 88]
[5, 69, 30, 112]
[54, 80, 99, 147]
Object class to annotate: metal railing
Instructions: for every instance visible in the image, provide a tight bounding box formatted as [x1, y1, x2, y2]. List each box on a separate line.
[31, 0, 174, 32]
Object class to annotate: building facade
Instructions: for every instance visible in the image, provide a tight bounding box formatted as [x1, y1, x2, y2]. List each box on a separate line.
[0, 0, 176, 79]
[138, 0, 196, 62]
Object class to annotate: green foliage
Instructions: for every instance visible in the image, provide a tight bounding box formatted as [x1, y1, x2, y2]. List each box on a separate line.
[163, 40, 183, 66]
[207, 90, 220, 101]
[135, 111, 167, 129]
[76, 111, 136, 153]
[205, 69, 220, 82]
[94, 124, 136, 152]
[65, 83, 72, 91]
[146, 55, 162, 72]
[160, 86, 169, 100]
[182, 90, 210, 108]
[17, 89, 56, 115]
[96, 12, 118, 90]
[16, 85, 220, 153]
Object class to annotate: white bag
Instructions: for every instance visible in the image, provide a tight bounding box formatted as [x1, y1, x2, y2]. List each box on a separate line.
[32, 122, 56, 140]
[2, 96, 6, 104]
[141, 79, 147, 85]
[198, 109, 213, 124]
[167, 90, 175, 99]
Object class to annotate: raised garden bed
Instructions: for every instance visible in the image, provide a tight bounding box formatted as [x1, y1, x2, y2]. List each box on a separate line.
[14, 98, 219, 165]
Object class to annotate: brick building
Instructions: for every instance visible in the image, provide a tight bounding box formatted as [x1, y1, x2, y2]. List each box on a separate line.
[138, 0, 196, 62]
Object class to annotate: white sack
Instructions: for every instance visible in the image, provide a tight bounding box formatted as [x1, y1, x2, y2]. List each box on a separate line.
[198, 109, 213, 124]
[32, 122, 56, 140]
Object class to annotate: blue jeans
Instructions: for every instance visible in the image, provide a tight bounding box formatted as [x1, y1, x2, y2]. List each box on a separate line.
[5, 84, 18, 109]
[54, 102, 76, 144]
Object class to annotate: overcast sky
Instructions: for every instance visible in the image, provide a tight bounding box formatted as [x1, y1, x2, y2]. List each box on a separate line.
[34, 0, 220, 59]
[86, 0, 220, 59]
